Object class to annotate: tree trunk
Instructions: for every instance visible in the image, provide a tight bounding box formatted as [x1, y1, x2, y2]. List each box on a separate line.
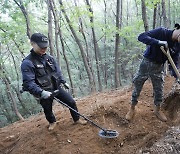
[0, 96, 13, 123]
[13, 86, 31, 114]
[103, 0, 108, 88]
[118, 0, 123, 86]
[12, 39, 26, 58]
[157, 3, 162, 27]
[47, 0, 55, 57]
[0, 44, 24, 120]
[59, 0, 96, 92]
[50, 0, 76, 96]
[114, 0, 121, 88]
[59, 30, 76, 97]
[5, 78, 24, 120]
[141, 0, 149, 31]
[134, 0, 139, 17]
[161, 0, 168, 27]
[168, 0, 171, 27]
[74, 0, 96, 92]
[49, 0, 62, 64]
[7, 46, 31, 114]
[13, 0, 31, 38]
[85, 0, 102, 92]
[153, 3, 157, 29]
[1, 64, 24, 121]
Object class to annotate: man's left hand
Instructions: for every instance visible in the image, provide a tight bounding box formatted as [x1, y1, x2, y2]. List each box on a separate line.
[176, 79, 180, 84]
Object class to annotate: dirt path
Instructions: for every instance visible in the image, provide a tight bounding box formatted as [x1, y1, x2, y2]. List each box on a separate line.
[0, 76, 179, 154]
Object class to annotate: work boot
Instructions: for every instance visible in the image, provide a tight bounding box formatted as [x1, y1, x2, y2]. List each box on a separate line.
[48, 122, 57, 130]
[125, 105, 135, 121]
[154, 106, 167, 122]
[74, 118, 87, 125]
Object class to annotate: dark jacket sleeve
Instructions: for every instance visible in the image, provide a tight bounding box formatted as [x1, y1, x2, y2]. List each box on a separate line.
[138, 28, 163, 45]
[21, 59, 43, 96]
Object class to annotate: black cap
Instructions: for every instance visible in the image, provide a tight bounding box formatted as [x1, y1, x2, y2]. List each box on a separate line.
[30, 33, 49, 48]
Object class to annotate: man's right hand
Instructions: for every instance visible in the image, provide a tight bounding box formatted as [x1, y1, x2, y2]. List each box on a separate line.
[41, 90, 52, 99]
[176, 78, 180, 84]
[158, 41, 168, 48]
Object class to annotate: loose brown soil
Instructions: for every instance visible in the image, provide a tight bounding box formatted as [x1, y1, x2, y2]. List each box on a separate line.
[0, 76, 180, 154]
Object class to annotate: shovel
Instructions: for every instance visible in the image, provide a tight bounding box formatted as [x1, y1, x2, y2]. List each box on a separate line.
[160, 46, 180, 80]
[52, 90, 119, 139]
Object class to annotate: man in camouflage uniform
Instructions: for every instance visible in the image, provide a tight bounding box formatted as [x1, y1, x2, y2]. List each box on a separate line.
[126, 24, 180, 122]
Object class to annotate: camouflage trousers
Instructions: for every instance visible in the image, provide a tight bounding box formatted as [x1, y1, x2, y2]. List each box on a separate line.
[131, 57, 164, 106]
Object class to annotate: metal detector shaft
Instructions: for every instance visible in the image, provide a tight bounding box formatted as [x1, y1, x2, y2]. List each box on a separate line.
[160, 46, 180, 80]
[53, 97, 107, 132]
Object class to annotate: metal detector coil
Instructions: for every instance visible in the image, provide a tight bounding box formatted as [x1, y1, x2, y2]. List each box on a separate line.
[98, 129, 119, 138]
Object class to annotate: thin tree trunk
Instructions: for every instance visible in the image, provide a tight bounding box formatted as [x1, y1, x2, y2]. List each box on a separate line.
[153, 3, 157, 29]
[118, 0, 123, 86]
[161, 0, 168, 27]
[84, 0, 102, 91]
[59, 0, 96, 92]
[63, 38, 88, 96]
[0, 96, 13, 123]
[114, 0, 121, 88]
[103, 0, 108, 88]
[5, 78, 24, 120]
[1, 65, 24, 121]
[157, 3, 162, 27]
[47, 0, 55, 57]
[7, 46, 30, 114]
[74, 0, 96, 90]
[141, 0, 149, 31]
[12, 39, 26, 58]
[59, 32, 76, 96]
[50, 0, 76, 96]
[126, 0, 129, 25]
[13, 0, 31, 38]
[7, 45, 20, 88]
[0, 44, 24, 121]
[134, 0, 139, 17]
[13, 86, 31, 114]
[0, 27, 26, 58]
[168, 0, 171, 27]
[48, 0, 62, 64]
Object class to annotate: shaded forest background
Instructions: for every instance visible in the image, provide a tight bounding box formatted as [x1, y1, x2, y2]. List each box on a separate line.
[0, 0, 179, 127]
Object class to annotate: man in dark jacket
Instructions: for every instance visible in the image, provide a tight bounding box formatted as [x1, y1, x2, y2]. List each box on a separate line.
[21, 33, 87, 130]
[126, 24, 180, 122]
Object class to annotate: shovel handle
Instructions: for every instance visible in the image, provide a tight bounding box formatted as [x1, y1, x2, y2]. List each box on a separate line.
[160, 46, 180, 80]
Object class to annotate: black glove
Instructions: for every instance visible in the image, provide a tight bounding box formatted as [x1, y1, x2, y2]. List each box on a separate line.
[158, 40, 168, 49]
[63, 83, 69, 89]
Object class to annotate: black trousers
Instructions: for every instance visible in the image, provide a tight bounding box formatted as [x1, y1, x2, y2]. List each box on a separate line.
[40, 87, 80, 123]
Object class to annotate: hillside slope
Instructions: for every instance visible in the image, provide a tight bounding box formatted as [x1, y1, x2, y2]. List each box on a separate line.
[0, 76, 180, 154]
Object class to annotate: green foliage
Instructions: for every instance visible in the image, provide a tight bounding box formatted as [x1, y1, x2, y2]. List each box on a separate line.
[145, 0, 161, 9]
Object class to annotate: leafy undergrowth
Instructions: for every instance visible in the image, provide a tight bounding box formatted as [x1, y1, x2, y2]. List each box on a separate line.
[0, 76, 179, 154]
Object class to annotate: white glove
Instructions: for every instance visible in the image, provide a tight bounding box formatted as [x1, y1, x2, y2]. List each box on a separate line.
[63, 83, 69, 89]
[176, 78, 180, 84]
[158, 40, 168, 48]
[41, 90, 52, 99]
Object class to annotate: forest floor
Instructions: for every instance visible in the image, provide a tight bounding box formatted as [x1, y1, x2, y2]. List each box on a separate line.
[0, 76, 180, 154]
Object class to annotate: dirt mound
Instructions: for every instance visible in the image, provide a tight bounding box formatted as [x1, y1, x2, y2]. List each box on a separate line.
[0, 76, 180, 154]
[141, 125, 180, 154]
